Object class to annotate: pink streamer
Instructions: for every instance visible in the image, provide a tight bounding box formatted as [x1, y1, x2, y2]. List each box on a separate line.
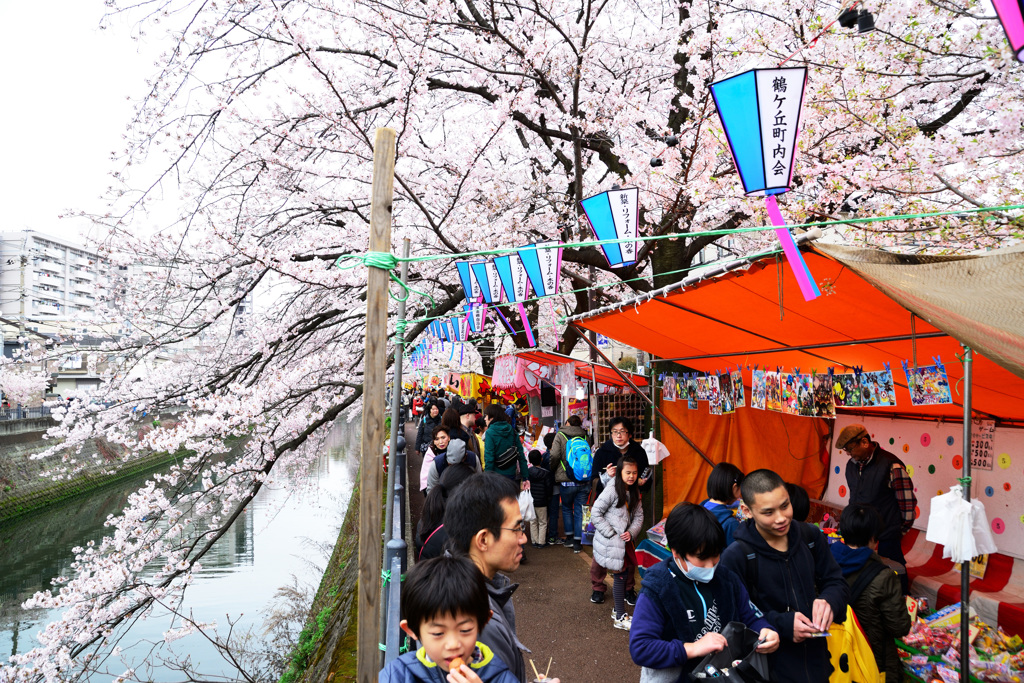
[765, 196, 820, 301]
[518, 302, 536, 347]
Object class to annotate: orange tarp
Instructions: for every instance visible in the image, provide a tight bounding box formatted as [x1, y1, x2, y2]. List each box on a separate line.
[575, 250, 1024, 422]
[659, 399, 832, 508]
[573, 246, 1024, 508]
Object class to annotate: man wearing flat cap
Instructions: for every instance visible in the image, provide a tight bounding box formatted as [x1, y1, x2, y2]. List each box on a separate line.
[836, 424, 916, 586]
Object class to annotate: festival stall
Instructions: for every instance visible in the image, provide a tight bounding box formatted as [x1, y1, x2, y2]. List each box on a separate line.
[567, 241, 1024, 646]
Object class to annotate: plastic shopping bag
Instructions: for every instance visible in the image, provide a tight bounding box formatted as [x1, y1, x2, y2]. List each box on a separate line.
[519, 490, 537, 523]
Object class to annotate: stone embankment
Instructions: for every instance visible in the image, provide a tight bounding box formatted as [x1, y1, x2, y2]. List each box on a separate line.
[0, 417, 187, 523]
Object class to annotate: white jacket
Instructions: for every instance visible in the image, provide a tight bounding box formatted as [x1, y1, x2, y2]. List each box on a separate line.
[590, 482, 643, 572]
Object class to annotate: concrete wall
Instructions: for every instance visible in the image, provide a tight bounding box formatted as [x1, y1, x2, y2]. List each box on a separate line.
[0, 425, 184, 523]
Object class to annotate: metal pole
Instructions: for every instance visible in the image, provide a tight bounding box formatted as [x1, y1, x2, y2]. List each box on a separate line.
[960, 345, 973, 683]
[357, 127, 396, 683]
[573, 325, 715, 467]
[381, 238, 409, 664]
[384, 239, 410, 549]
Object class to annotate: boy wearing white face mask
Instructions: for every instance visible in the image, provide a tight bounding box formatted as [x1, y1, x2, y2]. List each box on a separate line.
[629, 503, 780, 680]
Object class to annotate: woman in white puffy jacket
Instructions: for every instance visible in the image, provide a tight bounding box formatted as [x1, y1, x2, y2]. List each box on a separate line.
[591, 454, 643, 631]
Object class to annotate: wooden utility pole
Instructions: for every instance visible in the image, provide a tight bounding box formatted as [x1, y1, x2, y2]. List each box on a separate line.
[357, 127, 397, 683]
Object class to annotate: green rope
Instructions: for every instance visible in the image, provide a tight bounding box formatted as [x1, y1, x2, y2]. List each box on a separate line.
[385, 203, 1024, 265]
[335, 250, 436, 306]
[957, 476, 972, 486]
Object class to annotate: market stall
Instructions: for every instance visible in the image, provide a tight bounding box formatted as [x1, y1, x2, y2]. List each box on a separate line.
[567, 241, 1024, 658]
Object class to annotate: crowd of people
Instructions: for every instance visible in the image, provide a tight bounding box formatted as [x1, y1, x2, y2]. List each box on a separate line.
[387, 392, 917, 683]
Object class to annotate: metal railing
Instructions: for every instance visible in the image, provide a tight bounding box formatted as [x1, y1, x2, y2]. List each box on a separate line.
[381, 441, 408, 665]
[380, 238, 411, 666]
[0, 406, 52, 421]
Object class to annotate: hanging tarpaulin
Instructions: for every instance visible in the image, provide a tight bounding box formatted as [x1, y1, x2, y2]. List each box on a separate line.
[709, 67, 820, 301]
[464, 302, 488, 334]
[494, 253, 537, 346]
[580, 187, 639, 268]
[472, 261, 504, 304]
[455, 260, 484, 302]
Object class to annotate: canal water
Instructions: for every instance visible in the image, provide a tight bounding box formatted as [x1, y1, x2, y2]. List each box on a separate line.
[0, 418, 360, 679]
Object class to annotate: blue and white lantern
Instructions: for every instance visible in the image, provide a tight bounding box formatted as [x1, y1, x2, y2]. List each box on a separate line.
[463, 302, 487, 334]
[471, 261, 504, 304]
[579, 187, 639, 268]
[455, 260, 484, 301]
[709, 67, 808, 196]
[517, 240, 563, 297]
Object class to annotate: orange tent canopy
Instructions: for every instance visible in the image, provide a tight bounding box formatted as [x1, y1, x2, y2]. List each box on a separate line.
[572, 249, 1024, 423]
[513, 349, 649, 389]
[569, 245, 1024, 507]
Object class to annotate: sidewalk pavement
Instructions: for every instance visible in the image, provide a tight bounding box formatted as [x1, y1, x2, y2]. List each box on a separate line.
[404, 421, 641, 682]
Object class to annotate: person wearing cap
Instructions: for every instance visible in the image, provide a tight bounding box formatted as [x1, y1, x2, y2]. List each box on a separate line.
[835, 424, 916, 584]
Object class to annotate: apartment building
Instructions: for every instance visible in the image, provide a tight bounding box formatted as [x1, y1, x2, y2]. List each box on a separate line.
[0, 230, 110, 327]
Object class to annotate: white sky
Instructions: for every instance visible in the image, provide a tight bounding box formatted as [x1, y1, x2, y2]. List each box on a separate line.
[0, 0, 155, 244]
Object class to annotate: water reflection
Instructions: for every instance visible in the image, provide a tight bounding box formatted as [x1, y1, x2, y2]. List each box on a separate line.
[0, 417, 360, 675]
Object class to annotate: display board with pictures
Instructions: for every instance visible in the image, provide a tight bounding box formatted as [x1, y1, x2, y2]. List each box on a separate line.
[591, 391, 651, 445]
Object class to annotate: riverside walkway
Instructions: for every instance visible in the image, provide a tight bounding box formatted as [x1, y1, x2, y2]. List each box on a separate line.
[404, 423, 641, 682]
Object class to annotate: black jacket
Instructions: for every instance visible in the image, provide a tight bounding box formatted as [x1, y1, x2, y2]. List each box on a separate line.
[591, 439, 651, 492]
[630, 558, 772, 678]
[416, 413, 441, 453]
[527, 466, 554, 507]
[720, 519, 849, 683]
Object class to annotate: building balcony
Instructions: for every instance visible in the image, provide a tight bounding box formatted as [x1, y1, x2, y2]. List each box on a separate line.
[38, 261, 62, 273]
[73, 269, 95, 281]
[44, 248, 65, 260]
[37, 303, 60, 315]
[74, 281, 94, 294]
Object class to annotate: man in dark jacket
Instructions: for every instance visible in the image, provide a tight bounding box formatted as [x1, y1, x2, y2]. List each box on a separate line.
[830, 504, 912, 682]
[720, 469, 849, 683]
[549, 415, 590, 551]
[590, 416, 651, 495]
[631, 503, 779, 679]
[445, 473, 530, 683]
[483, 404, 529, 486]
[835, 423, 916, 576]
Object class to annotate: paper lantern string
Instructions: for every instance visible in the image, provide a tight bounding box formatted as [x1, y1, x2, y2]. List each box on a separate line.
[764, 197, 821, 301]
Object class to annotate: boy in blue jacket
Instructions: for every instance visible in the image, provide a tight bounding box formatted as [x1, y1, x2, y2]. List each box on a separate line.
[380, 555, 523, 683]
[630, 503, 780, 680]
[720, 469, 850, 683]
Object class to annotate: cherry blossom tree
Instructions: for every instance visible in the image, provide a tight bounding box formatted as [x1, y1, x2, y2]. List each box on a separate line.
[4, 0, 1022, 679]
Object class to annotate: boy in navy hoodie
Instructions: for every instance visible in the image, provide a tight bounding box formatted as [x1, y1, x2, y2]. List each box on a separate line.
[630, 502, 779, 679]
[380, 555, 523, 683]
[720, 469, 849, 683]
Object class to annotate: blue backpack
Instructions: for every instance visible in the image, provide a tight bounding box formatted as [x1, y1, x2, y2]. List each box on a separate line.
[564, 436, 593, 481]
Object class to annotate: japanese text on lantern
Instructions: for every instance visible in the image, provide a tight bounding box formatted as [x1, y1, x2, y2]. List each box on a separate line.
[619, 193, 633, 237]
[771, 76, 787, 176]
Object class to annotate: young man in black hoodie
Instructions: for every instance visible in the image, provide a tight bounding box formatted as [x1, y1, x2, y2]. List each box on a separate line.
[720, 469, 849, 683]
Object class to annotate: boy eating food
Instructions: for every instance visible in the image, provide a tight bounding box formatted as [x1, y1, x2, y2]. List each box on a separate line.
[380, 555, 526, 683]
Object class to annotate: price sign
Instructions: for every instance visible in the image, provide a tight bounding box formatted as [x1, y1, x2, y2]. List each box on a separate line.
[970, 419, 995, 471]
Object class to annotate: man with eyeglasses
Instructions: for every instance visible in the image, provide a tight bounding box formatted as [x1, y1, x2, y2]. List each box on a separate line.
[835, 424, 916, 590]
[444, 472, 530, 682]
